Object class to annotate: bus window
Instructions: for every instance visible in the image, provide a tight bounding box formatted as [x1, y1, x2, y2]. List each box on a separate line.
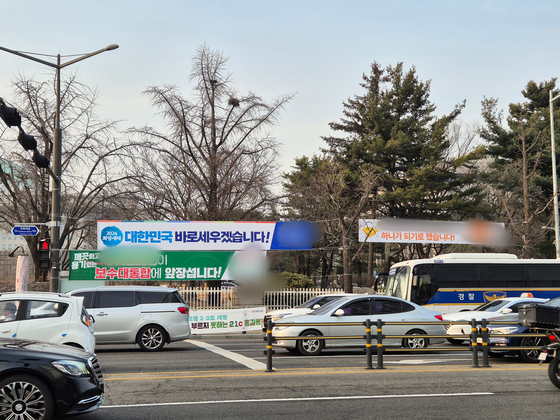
[527, 265, 560, 286]
[385, 266, 409, 300]
[435, 265, 479, 287]
[410, 264, 434, 305]
[480, 264, 525, 287]
[410, 274, 433, 305]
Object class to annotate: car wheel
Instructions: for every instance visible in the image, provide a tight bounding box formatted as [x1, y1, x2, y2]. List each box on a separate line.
[446, 338, 465, 345]
[297, 331, 324, 356]
[0, 374, 54, 420]
[519, 336, 549, 363]
[403, 330, 429, 349]
[138, 325, 166, 351]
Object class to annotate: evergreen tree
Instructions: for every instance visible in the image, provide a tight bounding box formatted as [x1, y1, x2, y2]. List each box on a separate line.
[480, 79, 559, 258]
[323, 62, 487, 258]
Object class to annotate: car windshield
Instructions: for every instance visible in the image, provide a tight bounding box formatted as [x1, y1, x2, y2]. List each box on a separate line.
[311, 297, 351, 316]
[299, 296, 326, 309]
[299, 295, 343, 309]
[473, 300, 510, 312]
[543, 297, 560, 308]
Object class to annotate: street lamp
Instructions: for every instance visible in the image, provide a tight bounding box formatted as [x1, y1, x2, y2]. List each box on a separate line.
[550, 90, 560, 259]
[0, 44, 119, 292]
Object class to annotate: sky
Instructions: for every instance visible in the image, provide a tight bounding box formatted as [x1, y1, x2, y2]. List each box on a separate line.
[1, 0, 559, 176]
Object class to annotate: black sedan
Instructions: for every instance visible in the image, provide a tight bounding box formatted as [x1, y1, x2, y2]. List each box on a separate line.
[486, 314, 549, 363]
[0, 338, 104, 420]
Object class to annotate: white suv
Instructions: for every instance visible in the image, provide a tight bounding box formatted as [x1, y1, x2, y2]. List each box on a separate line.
[68, 286, 191, 351]
[0, 292, 95, 353]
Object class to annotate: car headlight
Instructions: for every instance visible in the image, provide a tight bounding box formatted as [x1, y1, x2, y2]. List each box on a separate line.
[273, 326, 289, 332]
[271, 314, 291, 322]
[488, 326, 521, 335]
[52, 360, 91, 377]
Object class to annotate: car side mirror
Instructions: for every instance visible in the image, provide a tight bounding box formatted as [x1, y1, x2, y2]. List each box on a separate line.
[334, 309, 345, 316]
[502, 308, 512, 314]
[313, 304, 320, 310]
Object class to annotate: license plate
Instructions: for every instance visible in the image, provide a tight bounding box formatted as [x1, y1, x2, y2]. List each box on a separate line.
[538, 352, 548, 361]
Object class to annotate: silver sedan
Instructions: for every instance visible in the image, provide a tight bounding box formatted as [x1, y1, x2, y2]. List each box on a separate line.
[272, 295, 446, 356]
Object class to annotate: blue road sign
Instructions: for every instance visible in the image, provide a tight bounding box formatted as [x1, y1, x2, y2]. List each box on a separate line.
[12, 226, 39, 236]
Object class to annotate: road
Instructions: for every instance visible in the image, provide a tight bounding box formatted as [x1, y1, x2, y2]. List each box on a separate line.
[76, 337, 560, 420]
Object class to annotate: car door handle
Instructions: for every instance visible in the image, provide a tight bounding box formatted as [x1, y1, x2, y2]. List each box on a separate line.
[1, 330, 10, 334]
[97, 313, 108, 316]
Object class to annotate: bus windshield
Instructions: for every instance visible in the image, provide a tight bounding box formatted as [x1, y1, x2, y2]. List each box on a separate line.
[385, 266, 409, 300]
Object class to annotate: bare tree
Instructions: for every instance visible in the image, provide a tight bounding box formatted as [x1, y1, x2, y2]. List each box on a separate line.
[0, 74, 139, 279]
[128, 44, 294, 221]
[283, 156, 379, 292]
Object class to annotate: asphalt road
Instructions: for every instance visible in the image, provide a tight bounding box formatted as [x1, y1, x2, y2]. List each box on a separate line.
[74, 337, 560, 420]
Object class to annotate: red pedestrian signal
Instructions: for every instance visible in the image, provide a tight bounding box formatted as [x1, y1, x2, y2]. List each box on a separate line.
[39, 239, 51, 270]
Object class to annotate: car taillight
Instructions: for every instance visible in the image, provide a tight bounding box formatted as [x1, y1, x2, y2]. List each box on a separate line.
[548, 334, 558, 342]
[178, 306, 189, 315]
[434, 315, 443, 321]
[81, 314, 94, 332]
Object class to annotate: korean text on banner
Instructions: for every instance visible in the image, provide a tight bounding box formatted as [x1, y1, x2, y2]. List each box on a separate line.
[97, 221, 319, 251]
[189, 307, 265, 334]
[359, 218, 510, 247]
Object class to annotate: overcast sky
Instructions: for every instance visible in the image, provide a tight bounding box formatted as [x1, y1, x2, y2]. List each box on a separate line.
[1, 1, 559, 175]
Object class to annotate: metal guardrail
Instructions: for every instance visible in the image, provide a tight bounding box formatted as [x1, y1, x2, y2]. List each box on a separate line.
[262, 318, 550, 372]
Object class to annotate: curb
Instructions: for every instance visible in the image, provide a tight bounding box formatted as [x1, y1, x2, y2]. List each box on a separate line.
[189, 332, 264, 339]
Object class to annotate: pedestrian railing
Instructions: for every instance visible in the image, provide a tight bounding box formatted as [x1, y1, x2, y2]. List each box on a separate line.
[262, 318, 550, 372]
[264, 288, 345, 311]
[178, 287, 347, 310]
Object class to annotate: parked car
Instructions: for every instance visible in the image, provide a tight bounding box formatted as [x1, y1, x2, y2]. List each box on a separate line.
[263, 293, 356, 331]
[486, 297, 560, 362]
[68, 286, 190, 351]
[272, 295, 445, 355]
[443, 297, 548, 345]
[483, 313, 548, 363]
[0, 292, 95, 353]
[0, 337, 104, 420]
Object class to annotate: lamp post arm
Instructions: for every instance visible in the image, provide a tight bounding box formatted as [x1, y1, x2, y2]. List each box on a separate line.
[0, 45, 57, 69]
[59, 45, 119, 69]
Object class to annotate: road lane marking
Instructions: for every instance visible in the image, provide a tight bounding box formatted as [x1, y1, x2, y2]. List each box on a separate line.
[100, 392, 494, 409]
[387, 359, 468, 364]
[103, 365, 543, 381]
[186, 339, 267, 370]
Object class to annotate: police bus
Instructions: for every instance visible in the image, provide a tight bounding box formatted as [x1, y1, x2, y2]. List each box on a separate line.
[384, 253, 560, 315]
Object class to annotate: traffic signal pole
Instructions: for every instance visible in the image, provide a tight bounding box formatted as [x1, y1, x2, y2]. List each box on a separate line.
[0, 44, 119, 292]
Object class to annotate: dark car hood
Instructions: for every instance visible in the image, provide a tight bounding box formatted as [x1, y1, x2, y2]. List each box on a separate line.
[0, 338, 92, 359]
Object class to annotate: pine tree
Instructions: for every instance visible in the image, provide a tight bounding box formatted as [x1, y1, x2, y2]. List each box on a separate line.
[323, 62, 487, 258]
[480, 79, 558, 258]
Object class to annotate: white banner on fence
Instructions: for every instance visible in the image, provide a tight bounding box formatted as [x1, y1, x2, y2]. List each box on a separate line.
[189, 307, 265, 335]
[359, 218, 510, 247]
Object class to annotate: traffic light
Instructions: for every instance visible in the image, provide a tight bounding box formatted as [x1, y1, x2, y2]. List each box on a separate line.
[38, 239, 51, 270]
[32, 150, 49, 168]
[0, 97, 49, 169]
[18, 130, 37, 150]
[0, 98, 21, 127]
